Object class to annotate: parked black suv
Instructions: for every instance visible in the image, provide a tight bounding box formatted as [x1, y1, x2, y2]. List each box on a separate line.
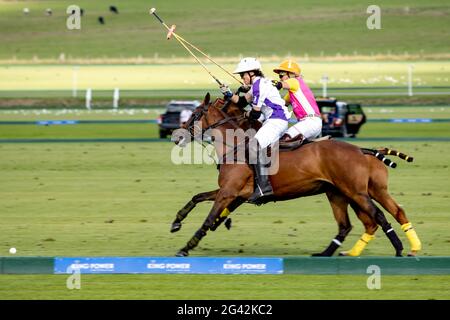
[158, 100, 201, 138]
[316, 98, 366, 138]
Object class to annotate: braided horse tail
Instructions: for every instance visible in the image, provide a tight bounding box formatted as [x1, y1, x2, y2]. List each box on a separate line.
[377, 147, 414, 162]
[360, 147, 414, 169]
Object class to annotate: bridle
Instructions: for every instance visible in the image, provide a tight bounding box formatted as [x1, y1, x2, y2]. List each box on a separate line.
[184, 100, 245, 140]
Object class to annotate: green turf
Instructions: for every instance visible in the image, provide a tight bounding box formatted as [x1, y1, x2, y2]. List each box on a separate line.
[0, 105, 447, 121]
[0, 139, 449, 299]
[0, 141, 449, 258]
[0, 274, 449, 300]
[0, 62, 449, 91]
[0, 108, 165, 120]
[0, 0, 449, 59]
[1, 0, 449, 300]
[1, 110, 449, 299]
[0, 108, 449, 139]
[358, 122, 450, 137]
[364, 106, 450, 119]
[0, 123, 159, 139]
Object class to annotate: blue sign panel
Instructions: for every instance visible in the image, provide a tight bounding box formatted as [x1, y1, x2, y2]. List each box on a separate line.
[390, 118, 432, 123]
[37, 120, 78, 125]
[54, 257, 283, 275]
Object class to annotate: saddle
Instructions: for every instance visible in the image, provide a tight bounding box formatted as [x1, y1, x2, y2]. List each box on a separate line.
[279, 134, 332, 152]
[218, 135, 332, 167]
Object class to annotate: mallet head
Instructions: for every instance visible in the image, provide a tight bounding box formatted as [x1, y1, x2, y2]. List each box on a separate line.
[149, 8, 156, 14]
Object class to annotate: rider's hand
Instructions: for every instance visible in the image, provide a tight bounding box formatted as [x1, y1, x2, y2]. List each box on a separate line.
[220, 84, 233, 99]
[272, 80, 283, 90]
[237, 85, 251, 94]
[246, 109, 262, 120]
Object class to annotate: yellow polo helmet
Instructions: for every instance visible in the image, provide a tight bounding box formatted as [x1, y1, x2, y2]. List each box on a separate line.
[273, 59, 301, 76]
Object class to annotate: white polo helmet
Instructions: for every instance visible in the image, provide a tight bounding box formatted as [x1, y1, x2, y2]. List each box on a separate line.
[233, 57, 262, 74]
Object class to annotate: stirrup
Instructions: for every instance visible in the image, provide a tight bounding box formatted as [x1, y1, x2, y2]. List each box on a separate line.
[248, 185, 273, 203]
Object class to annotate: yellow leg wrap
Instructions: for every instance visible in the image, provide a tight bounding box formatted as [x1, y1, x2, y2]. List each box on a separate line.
[344, 233, 375, 257]
[401, 222, 422, 251]
[219, 208, 230, 218]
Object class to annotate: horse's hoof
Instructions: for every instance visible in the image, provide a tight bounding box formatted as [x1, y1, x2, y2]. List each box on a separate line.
[175, 250, 189, 257]
[407, 251, 418, 257]
[224, 218, 232, 230]
[210, 221, 219, 231]
[395, 252, 403, 257]
[170, 222, 182, 233]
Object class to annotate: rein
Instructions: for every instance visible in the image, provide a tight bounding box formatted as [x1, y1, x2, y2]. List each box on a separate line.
[185, 100, 247, 165]
[186, 101, 245, 137]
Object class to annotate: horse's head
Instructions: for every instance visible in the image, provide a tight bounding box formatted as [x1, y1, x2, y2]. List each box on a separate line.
[172, 93, 250, 146]
[172, 93, 211, 146]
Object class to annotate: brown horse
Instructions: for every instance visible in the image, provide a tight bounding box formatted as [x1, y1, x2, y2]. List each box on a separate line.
[171, 93, 421, 257]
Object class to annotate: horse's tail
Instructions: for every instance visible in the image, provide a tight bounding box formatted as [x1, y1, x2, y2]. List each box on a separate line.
[361, 148, 397, 168]
[376, 147, 414, 162]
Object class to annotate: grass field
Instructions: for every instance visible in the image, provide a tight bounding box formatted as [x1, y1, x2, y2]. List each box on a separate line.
[1, 62, 449, 91]
[1, 140, 449, 257]
[1, 105, 449, 121]
[0, 140, 449, 299]
[0, 105, 449, 299]
[0, 106, 449, 139]
[1, 0, 449, 299]
[0, 274, 449, 300]
[1, 0, 449, 60]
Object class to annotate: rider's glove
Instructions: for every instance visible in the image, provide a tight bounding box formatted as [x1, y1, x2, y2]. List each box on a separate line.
[246, 109, 262, 120]
[220, 84, 233, 99]
[237, 85, 251, 94]
[271, 80, 283, 90]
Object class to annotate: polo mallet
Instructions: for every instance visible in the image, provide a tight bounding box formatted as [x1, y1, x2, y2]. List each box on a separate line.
[149, 8, 243, 86]
[166, 24, 176, 40]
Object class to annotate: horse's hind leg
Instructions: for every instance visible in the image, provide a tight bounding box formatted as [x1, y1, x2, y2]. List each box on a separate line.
[171, 189, 218, 233]
[209, 197, 245, 231]
[351, 193, 403, 256]
[340, 205, 378, 256]
[176, 188, 239, 257]
[312, 191, 353, 257]
[371, 189, 422, 256]
[368, 157, 421, 255]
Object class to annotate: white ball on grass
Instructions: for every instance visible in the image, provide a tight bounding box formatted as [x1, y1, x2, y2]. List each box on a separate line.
[9, 247, 17, 254]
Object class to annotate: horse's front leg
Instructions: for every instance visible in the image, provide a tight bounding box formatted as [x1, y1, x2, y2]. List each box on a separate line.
[171, 189, 219, 233]
[209, 196, 246, 231]
[176, 189, 238, 257]
[312, 191, 353, 257]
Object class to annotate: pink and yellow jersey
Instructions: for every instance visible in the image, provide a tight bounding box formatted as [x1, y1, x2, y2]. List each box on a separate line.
[284, 77, 320, 119]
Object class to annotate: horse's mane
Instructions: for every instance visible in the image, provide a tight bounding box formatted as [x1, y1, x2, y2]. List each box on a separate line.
[212, 97, 244, 115]
[210, 97, 257, 130]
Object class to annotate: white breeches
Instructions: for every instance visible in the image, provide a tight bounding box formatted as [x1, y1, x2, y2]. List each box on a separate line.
[254, 119, 288, 149]
[287, 116, 322, 140]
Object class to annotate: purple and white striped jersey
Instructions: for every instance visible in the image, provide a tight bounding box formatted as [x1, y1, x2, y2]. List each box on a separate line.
[250, 77, 291, 121]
